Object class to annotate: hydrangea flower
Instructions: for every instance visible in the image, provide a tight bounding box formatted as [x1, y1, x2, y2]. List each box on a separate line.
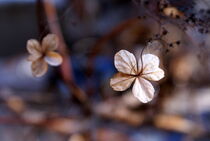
[27, 34, 63, 77]
[110, 50, 165, 103]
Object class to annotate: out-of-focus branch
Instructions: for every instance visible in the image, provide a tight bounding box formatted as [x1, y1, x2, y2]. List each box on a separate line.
[88, 18, 139, 58]
[0, 116, 88, 134]
[86, 18, 140, 82]
[36, 0, 91, 112]
[0, 114, 203, 136]
[0, 93, 204, 135]
[154, 114, 204, 135]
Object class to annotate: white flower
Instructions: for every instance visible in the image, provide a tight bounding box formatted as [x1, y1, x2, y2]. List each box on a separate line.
[110, 50, 165, 103]
[26, 34, 63, 77]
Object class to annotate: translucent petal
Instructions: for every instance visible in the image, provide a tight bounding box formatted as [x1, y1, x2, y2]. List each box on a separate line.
[31, 59, 48, 77]
[44, 51, 63, 66]
[42, 34, 59, 51]
[138, 54, 159, 73]
[142, 68, 165, 81]
[110, 73, 135, 91]
[114, 50, 137, 75]
[27, 54, 41, 62]
[27, 39, 42, 56]
[132, 78, 155, 103]
[138, 54, 164, 81]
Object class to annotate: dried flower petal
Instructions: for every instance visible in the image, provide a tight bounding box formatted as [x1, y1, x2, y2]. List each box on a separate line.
[44, 51, 63, 66]
[114, 50, 137, 75]
[139, 54, 164, 81]
[142, 68, 164, 81]
[132, 78, 155, 103]
[27, 39, 42, 56]
[110, 73, 135, 91]
[31, 59, 48, 77]
[138, 54, 159, 73]
[42, 34, 58, 51]
[27, 54, 41, 62]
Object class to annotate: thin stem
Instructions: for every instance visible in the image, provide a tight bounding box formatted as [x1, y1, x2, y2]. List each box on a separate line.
[37, 0, 91, 113]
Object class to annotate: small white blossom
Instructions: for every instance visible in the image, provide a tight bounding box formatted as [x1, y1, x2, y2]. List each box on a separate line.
[26, 34, 63, 77]
[110, 50, 165, 103]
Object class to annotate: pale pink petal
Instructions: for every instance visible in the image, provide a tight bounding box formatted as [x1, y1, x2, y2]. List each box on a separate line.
[110, 73, 135, 91]
[44, 51, 63, 66]
[132, 78, 155, 103]
[27, 39, 42, 56]
[42, 34, 59, 51]
[114, 50, 137, 75]
[142, 68, 165, 81]
[31, 59, 48, 77]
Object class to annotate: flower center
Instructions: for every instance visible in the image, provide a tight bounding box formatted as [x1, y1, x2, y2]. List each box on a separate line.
[131, 72, 142, 77]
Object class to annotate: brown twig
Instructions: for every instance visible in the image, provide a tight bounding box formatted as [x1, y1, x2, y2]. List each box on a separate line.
[88, 18, 139, 60]
[86, 18, 140, 88]
[36, 0, 91, 113]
